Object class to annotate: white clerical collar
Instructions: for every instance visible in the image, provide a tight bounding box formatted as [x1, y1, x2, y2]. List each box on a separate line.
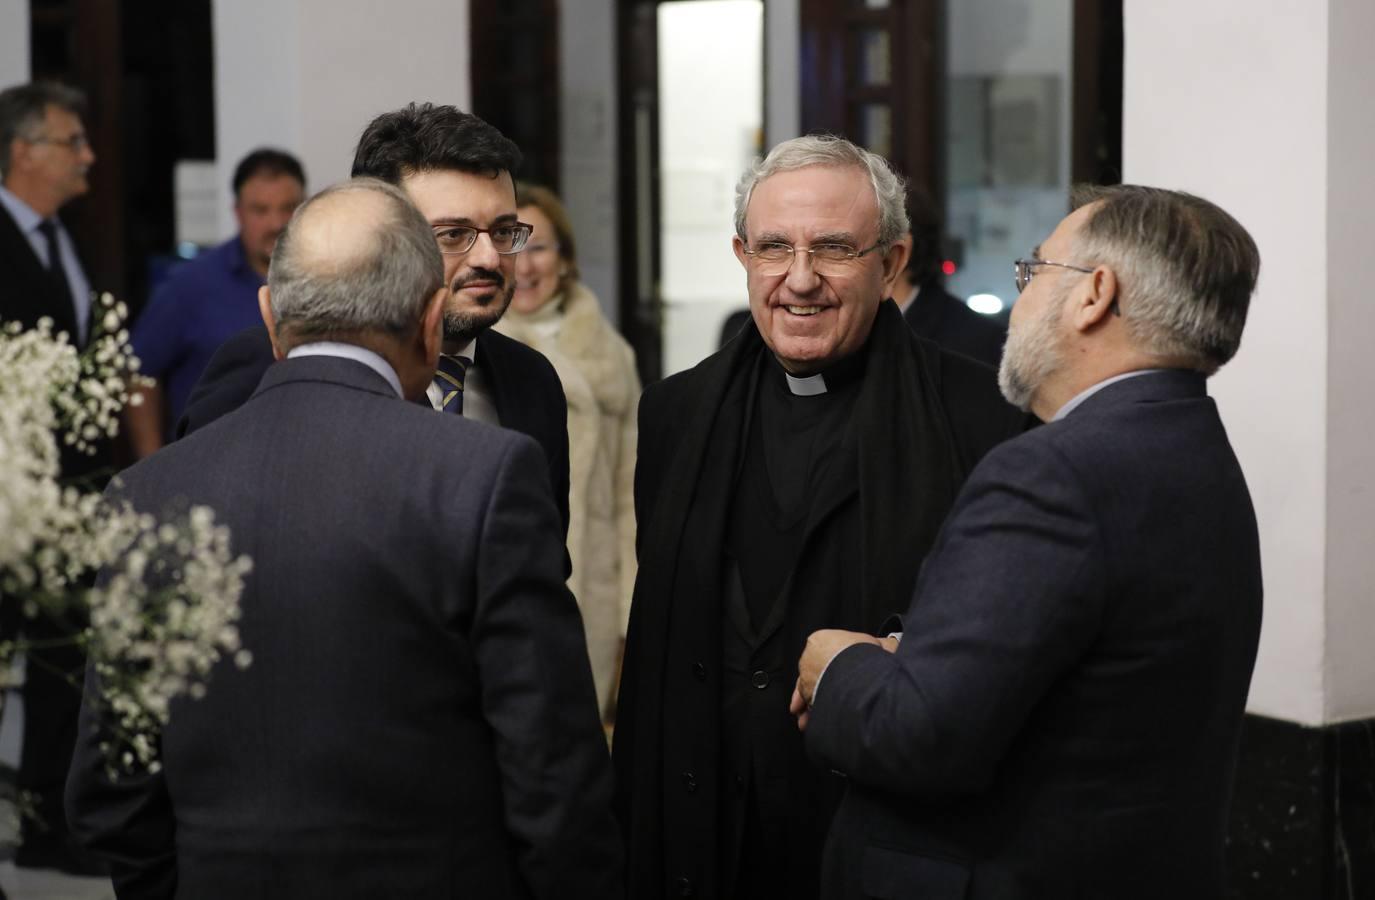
[785, 372, 828, 396]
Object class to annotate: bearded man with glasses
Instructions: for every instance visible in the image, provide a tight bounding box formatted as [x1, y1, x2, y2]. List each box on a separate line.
[176, 104, 571, 540]
[615, 134, 1027, 900]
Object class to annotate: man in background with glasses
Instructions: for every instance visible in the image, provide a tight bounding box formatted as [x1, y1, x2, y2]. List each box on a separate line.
[0, 81, 95, 354]
[615, 134, 1025, 900]
[794, 186, 1262, 898]
[176, 103, 571, 539]
[0, 80, 108, 878]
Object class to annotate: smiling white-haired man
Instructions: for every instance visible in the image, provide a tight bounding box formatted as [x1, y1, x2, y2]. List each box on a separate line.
[614, 134, 1026, 900]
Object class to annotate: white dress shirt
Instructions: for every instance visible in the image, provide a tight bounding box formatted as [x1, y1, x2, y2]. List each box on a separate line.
[287, 342, 404, 398]
[424, 337, 500, 425]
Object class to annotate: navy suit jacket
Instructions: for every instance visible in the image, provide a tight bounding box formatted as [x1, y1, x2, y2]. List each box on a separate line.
[65, 355, 620, 899]
[174, 324, 571, 540]
[807, 370, 1262, 900]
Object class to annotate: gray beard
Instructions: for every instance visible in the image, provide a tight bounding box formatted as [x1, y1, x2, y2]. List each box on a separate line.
[998, 296, 1066, 412]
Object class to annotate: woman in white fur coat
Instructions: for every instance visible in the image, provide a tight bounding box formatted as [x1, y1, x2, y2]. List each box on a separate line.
[494, 183, 641, 723]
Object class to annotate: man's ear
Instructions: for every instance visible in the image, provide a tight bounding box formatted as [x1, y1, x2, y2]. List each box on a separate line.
[881, 236, 912, 294]
[1072, 265, 1120, 332]
[732, 234, 750, 270]
[257, 285, 286, 360]
[6, 137, 30, 176]
[419, 286, 446, 367]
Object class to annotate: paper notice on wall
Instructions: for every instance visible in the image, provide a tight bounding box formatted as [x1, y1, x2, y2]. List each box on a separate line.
[174, 160, 222, 248]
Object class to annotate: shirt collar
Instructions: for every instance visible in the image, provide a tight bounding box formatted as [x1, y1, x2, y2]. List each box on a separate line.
[286, 341, 405, 398]
[450, 337, 477, 364]
[1051, 369, 1167, 421]
[774, 332, 870, 397]
[0, 184, 46, 232]
[896, 284, 920, 314]
[785, 372, 827, 396]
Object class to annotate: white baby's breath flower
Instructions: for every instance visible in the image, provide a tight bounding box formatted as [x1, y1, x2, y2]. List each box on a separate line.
[2, 306, 251, 775]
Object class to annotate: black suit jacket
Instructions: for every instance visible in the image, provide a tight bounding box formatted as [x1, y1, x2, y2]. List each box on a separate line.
[0, 199, 109, 486]
[902, 282, 1007, 369]
[807, 371, 1262, 899]
[65, 355, 621, 899]
[1, 202, 112, 856]
[175, 324, 571, 538]
[0, 200, 83, 342]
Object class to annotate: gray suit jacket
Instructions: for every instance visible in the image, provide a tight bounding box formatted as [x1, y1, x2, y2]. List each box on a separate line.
[66, 355, 621, 899]
[808, 370, 1262, 899]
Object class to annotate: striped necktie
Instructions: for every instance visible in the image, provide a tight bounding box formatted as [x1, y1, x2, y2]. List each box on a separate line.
[433, 353, 472, 414]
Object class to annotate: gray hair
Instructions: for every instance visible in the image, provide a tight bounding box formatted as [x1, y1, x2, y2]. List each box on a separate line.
[267, 178, 443, 347]
[734, 134, 910, 247]
[0, 81, 87, 177]
[1070, 184, 1259, 373]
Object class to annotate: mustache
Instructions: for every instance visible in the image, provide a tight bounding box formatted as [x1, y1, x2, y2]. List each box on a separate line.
[451, 268, 505, 292]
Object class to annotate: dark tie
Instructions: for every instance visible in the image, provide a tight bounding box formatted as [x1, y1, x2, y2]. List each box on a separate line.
[433, 353, 472, 414]
[36, 220, 74, 320]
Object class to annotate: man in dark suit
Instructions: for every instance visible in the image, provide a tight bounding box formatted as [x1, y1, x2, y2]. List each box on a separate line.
[65, 178, 621, 898]
[173, 103, 570, 535]
[892, 185, 1006, 368]
[0, 80, 107, 875]
[793, 185, 1263, 898]
[615, 135, 1026, 900]
[0, 81, 95, 345]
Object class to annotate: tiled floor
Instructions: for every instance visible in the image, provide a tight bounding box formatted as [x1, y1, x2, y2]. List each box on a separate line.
[0, 862, 114, 900]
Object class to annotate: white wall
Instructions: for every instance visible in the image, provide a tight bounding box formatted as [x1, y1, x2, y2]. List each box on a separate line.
[0, 0, 29, 89]
[1323, 0, 1375, 723]
[1124, 1, 1347, 725]
[213, 0, 471, 237]
[560, 0, 619, 323]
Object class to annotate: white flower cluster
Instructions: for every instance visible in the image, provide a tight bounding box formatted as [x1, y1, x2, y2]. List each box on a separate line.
[88, 502, 253, 772]
[0, 317, 84, 599]
[55, 292, 150, 456]
[0, 298, 252, 773]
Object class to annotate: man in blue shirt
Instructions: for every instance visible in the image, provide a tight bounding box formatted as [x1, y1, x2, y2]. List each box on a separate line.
[127, 148, 305, 456]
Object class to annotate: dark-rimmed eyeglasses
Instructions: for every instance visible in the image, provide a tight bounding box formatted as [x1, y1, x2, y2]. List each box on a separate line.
[1013, 257, 1094, 293]
[26, 132, 90, 152]
[743, 241, 884, 277]
[432, 223, 534, 256]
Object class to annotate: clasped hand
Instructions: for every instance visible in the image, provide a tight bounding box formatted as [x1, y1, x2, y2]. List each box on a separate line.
[790, 630, 899, 732]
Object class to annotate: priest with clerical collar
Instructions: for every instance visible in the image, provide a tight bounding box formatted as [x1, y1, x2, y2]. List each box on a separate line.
[614, 134, 1030, 900]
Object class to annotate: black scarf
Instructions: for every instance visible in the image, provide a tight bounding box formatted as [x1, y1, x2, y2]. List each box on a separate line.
[615, 300, 970, 892]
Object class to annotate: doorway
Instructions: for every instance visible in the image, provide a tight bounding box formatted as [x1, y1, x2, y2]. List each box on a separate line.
[618, 0, 767, 383]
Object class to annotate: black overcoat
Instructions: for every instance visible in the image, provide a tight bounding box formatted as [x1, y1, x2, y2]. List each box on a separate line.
[614, 301, 1027, 899]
